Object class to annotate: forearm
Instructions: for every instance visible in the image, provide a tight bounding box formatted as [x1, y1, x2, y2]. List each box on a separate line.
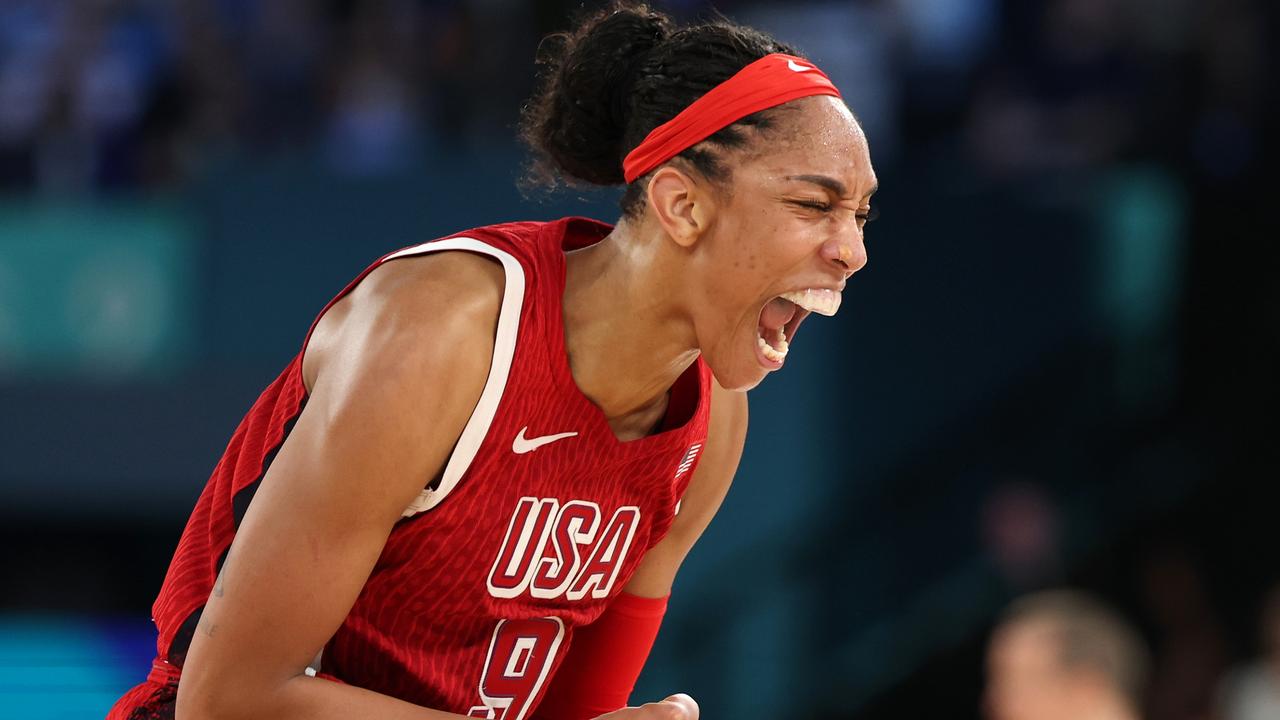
[532, 592, 668, 720]
[177, 673, 473, 720]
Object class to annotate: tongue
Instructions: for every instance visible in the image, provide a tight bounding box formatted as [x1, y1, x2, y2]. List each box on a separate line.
[759, 297, 798, 331]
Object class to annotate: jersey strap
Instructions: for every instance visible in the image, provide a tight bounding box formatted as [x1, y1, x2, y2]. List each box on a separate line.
[385, 237, 528, 516]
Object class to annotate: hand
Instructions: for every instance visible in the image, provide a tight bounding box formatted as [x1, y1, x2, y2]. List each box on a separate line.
[592, 694, 699, 720]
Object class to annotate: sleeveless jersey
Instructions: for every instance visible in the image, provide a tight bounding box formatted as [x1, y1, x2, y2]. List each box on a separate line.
[109, 216, 711, 720]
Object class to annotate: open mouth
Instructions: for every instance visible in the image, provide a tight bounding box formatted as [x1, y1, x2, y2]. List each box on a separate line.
[754, 288, 842, 369]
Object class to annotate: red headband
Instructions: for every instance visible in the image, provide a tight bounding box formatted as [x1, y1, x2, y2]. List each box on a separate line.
[621, 53, 841, 183]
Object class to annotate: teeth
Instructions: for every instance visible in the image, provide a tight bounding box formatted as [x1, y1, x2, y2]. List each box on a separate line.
[779, 288, 842, 317]
[757, 335, 788, 362]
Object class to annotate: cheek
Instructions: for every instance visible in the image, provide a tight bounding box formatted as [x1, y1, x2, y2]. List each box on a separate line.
[722, 215, 808, 279]
[696, 210, 816, 336]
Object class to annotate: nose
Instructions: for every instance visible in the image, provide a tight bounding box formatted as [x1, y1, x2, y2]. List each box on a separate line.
[820, 231, 867, 279]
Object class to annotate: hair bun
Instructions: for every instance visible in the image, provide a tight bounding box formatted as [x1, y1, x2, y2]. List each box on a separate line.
[521, 3, 672, 187]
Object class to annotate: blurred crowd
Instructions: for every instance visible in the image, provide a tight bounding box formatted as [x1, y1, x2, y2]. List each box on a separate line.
[979, 479, 1280, 720]
[0, 0, 1269, 192]
[0, 0, 549, 190]
[985, 582, 1280, 720]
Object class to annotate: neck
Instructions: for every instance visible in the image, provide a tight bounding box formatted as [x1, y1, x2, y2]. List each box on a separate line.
[562, 217, 700, 437]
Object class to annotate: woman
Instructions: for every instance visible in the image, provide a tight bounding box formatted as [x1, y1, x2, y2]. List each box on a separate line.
[109, 3, 877, 719]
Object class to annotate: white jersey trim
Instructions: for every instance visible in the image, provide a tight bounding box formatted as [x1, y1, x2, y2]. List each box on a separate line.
[381, 237, 525, 517]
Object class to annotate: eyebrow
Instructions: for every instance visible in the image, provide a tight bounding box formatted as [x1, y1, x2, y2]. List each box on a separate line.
[785, 174, 878, 200]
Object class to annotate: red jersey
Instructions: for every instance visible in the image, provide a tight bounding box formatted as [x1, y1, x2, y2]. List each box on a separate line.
[110, 217, 711, 720]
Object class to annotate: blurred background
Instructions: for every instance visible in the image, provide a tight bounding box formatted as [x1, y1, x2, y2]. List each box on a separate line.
[0, 0, 1276, 718]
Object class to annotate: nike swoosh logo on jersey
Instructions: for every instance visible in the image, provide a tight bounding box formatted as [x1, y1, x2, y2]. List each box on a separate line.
[512, 427, 579, 454]
[787, 59, 813, 72]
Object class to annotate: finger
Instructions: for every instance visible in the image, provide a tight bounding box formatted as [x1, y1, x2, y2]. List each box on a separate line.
[660, 693, 699, 719]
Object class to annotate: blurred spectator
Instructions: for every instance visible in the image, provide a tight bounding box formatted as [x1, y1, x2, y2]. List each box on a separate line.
[1217, 584, 1280, 720]
[986, 590, 1150, 720]
[1141, 548, 1229, 720]
[323, 51, 420, 176]
[981, 481, 1062, 590]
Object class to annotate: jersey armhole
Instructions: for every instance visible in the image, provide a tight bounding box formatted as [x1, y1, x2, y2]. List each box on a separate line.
[301, 236, 526, 518]
[388, 238, 526, 517]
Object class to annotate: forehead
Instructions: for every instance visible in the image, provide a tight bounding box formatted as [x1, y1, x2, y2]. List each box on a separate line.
[991, 619, 1063, 670]
[747, 95, 875, 194]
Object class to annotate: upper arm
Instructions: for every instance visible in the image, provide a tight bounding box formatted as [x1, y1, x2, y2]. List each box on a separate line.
[177, 252, 504, 717]
[622, 380, 748, 598]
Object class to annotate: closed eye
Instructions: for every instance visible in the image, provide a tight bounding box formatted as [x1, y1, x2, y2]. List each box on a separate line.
[789, 199, 832, 212]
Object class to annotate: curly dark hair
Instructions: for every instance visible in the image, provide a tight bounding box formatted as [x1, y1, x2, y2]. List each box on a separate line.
[519, 1, 801, 216]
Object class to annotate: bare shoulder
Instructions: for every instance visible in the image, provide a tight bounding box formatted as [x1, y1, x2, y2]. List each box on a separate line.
[296, 248, 509, 519]
[361, 249, 507, 313]
[303, 249, 507, 393]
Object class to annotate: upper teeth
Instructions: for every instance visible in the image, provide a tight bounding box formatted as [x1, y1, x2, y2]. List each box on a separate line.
[779, 288, 841, 316]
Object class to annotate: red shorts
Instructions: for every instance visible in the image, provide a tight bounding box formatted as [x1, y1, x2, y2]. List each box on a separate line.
[106, 659, 179, 720]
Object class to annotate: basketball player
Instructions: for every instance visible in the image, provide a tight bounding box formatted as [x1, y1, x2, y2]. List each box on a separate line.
[108, 3, 877, 719]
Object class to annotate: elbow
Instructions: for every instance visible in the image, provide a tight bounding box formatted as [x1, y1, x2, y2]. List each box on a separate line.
[175, 669, 265, 720]
[174, 672, 225, 720]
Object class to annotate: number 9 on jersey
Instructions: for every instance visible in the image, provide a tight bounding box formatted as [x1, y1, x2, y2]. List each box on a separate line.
[468, 617, 566, 720]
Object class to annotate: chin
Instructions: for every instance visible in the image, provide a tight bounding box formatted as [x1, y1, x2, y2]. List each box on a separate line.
[701, 327, 778, 392]
[718, 375, 765, 392]
[705, 354, 770, 392]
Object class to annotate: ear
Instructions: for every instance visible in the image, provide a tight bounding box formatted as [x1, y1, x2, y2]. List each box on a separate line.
[645, 166, 716, 249]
